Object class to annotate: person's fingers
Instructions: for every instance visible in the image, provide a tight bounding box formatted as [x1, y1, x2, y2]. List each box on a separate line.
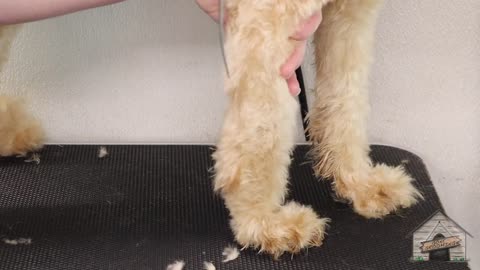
[195, 0, 220, 22]
[287, 73, 301, 96]
[291, 11, 322, 41]
[0, 0, 125, 24]
[281, 40, 307, 79]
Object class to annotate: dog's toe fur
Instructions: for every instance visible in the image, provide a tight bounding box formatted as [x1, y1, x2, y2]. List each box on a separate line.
[0, 96, 44, 156]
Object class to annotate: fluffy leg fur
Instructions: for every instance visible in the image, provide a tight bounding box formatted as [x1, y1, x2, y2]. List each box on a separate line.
[308, 0, 422, 219]
[213, 0, 331, 258]
[0, 25, 44, 156]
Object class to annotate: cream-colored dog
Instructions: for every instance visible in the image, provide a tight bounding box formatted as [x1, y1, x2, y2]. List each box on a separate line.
[0, 0, 422, 258]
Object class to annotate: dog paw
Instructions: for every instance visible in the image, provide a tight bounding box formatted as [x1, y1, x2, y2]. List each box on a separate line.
[231, 202, 329, 258]
[0, 96, 44, 156]
[342, 164, 423, 219]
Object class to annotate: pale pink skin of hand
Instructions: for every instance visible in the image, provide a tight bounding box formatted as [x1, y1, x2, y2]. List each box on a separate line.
[0, 0, 125, 24]
[196, 0, 323, 96]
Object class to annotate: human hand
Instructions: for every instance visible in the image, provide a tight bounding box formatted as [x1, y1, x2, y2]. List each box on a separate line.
[281, 12, 322, 96]
[0, 0, 125, 24]
[195, 0, 322, 96]
[195, 0, 223, 22]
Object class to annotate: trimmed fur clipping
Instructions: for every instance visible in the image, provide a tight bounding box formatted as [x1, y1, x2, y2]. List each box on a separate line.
[3, 238, 32, 245]
[24, 153, 40, 164]
[98, 146, 108, 158]
[222, 246, 239, 262]
[165, 260, 184, 270]
[203, 262, 216, 270]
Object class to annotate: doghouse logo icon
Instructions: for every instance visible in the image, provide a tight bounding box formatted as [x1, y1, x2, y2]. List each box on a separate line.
[409, 210, 472, 262]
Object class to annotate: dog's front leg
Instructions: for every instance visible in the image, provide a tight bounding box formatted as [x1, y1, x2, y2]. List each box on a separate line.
[308, 0, 422, 218]
[212, 0, 330, 258]
[0, 25, 44, 157]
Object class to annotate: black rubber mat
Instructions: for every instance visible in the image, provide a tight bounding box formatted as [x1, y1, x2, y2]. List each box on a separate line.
[0, 145, 470, 270]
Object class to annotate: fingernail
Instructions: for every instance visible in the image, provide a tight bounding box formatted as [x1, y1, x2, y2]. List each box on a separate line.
[294, 87, 301, 96]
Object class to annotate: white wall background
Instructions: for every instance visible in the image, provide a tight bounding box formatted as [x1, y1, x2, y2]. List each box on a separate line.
[1, 0, 479, 268]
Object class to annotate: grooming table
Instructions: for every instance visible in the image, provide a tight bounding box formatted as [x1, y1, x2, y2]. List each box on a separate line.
[0, 145, 470, 269]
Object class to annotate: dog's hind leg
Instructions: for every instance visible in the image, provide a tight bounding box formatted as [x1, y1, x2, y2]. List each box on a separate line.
[0, 25, 44, 157]
[308, 0, 422, 219]
[212, 0, 331, 258]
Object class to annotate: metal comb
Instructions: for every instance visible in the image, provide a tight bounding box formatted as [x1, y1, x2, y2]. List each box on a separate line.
[219, 0, 230, 77]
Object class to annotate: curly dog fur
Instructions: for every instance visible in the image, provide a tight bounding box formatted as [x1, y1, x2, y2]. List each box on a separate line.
[0, 0, 422, 258]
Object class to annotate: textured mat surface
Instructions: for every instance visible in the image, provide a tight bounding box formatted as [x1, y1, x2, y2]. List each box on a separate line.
[0, 145, 470, 270]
